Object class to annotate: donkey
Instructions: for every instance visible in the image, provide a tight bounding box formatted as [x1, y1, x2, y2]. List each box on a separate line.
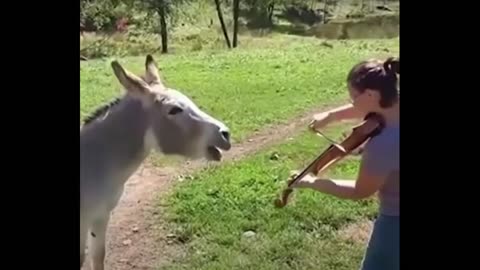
[80, 55, 231, 270]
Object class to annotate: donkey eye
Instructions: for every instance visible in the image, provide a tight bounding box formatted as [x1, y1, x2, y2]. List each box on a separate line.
[168, 106, 183, 115]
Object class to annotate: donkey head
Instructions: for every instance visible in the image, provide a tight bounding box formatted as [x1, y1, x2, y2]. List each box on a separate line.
[111, 55, 231, 161]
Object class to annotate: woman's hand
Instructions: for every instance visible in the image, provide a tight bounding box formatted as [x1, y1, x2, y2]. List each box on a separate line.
[309, 112, 333, 131]
[287, 170, 317, 189]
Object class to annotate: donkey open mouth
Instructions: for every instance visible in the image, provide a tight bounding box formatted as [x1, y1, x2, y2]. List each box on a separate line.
[206, 130, 231, 161]
[207, 146, 223, 161]
[207, 143, 230, 161]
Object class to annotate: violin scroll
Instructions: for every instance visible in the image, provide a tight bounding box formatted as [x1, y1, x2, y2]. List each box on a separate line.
[274, 171, 301, 208]
[274, 187, 293, 208]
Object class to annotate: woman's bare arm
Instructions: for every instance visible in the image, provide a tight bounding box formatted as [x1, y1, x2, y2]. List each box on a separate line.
[327, 104, 365, 122]
[293, 158, 386, 200]
[310, 104, 366, 130]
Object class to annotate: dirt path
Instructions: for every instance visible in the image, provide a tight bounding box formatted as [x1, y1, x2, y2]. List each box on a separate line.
[82, 105, 338, 270]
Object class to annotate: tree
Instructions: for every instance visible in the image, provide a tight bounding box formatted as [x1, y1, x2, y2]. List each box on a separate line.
[143, 0, 172, 53]
[232, 0, 240, 47]
[157, 0, 169, 53]
[323, 0, 328, 24]
[214, 0, 231, 48]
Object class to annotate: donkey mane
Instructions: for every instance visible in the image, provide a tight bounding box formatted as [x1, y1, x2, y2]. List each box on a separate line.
[83, 97, 123, 126]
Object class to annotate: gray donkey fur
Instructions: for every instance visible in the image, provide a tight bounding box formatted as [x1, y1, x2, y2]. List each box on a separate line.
[80, 55, 231, 270]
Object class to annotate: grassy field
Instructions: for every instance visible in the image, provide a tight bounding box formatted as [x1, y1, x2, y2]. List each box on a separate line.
[81, 37, 397, 165]
[81, 37, 398, 142]
[159, 127, 377, 270]
[80, 36, 398, 269]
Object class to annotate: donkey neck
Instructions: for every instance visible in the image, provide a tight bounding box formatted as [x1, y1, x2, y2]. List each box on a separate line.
[81, 96, 155, 182]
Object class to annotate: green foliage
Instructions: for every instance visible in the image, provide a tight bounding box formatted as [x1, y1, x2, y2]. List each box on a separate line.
[80, 0, 399, 58]
[80, 0, 134, 32]
[80, 32, 159, 59]
[80, 0, 399, 34]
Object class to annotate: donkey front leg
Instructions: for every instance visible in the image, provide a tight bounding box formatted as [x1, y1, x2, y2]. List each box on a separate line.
[89, 215, 110, 270]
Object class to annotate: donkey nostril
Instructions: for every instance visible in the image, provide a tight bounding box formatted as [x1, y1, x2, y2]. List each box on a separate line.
[221, 131, 230, 141]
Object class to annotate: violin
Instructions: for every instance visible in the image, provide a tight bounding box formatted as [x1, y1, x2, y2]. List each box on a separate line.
[274, 112, 385, 208]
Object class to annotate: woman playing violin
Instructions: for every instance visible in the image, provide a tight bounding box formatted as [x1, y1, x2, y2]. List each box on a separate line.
[294, 57, 399, 270]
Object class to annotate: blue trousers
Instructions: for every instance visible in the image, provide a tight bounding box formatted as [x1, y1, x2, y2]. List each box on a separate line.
[360, 214, 400, 270]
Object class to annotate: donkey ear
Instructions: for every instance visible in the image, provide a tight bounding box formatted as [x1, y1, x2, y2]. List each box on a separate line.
[145, 55, 163, 87]
[111, 60, 151, 97]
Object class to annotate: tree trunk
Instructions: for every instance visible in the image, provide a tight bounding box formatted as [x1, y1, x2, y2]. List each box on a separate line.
[323, 0, 328, 24]
[232, 0, 240, 48]
[267, 2, 275, 24]
[158, 4, 168, 54]
[214, 0, 231, 48]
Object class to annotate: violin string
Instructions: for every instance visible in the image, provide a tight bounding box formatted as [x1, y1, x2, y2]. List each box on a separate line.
[314, 130, 347, 153]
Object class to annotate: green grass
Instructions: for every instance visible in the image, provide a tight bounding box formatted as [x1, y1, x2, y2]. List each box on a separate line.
[80, 35, 397, 268]
[81, 37, 398, 142]
[159, 127, 377, 270]
[81, 37, 397, 166]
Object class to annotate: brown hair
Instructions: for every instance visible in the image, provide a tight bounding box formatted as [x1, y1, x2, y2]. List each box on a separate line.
[347, 57, 400, 108]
